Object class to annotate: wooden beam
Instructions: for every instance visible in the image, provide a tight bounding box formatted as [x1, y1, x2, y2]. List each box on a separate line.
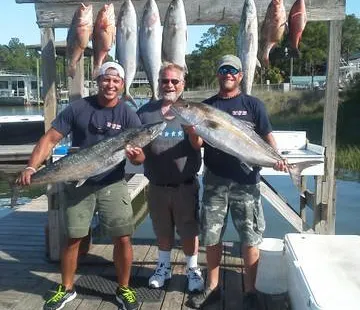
[68, 54, 84, 101]
[260, 177, 313, 233]
[320, 20, 343, 235]
[41, 28, 57, 132]
[27, 0, 346, 28]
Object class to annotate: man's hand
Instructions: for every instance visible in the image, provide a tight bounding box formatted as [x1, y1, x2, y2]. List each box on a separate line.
[273, 159, 288, 172]
[183, 125, 196, 135]
[125, 146, 145, 165]
[16, 167, 36, 186]
[183, 125, 203, 150]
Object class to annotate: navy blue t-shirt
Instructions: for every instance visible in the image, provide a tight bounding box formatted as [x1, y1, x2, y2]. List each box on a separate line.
[52, 95, 141, 184]
[137, 100, 201, 184]
[203, 93, 272, 184]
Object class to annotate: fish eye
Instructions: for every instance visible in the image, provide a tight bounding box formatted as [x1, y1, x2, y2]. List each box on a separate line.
[185, 103, 190, 108]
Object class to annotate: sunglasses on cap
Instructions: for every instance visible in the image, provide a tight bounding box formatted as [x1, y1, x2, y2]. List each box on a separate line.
[160, 79, 182, 85]
[218, 66, 240, 76]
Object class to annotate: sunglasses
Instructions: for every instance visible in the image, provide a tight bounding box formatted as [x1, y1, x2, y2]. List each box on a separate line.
[160, 79, 182, 85]
[218, 66, 240, 75]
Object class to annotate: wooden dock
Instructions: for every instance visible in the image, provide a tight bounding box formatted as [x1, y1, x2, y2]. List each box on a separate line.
[0, 195, 288, 310]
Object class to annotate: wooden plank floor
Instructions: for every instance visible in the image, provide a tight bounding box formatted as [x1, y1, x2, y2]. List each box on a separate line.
[0, 197, 288, 310]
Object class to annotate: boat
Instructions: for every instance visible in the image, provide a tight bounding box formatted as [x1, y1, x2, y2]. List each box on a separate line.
[0, 115, 44, 145]
[0, 71, 41, 106]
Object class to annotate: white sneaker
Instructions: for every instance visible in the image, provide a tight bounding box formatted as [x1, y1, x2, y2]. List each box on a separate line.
[187, 267, 205, 292]
[148, 262, 172, 288]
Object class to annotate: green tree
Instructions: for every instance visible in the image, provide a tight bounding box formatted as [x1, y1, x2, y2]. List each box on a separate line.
[0, 38, 37, 74]
[341, 14, 360, 61]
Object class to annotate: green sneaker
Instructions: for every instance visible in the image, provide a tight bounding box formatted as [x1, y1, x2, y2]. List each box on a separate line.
[116, 286, 139, 310]
[43, 284, 77, 310]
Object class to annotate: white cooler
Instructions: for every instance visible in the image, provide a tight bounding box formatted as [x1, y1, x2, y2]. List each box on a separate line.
[284, 233, 360, 310]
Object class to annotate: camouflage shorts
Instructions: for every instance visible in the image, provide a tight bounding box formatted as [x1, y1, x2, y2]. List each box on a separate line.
[201, 169, 265, 247]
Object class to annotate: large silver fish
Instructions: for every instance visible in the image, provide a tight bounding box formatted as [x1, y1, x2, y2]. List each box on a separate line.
[236, 0, 259, 95]
[259, 0, 287, 67]
[66, 3, 93, 78]
[162, 0, 188, 72]
[170, 100, 321, 190]
[20, 122, 166, 188]
[139, 0, 162, 101]
[92, 3, 116, 78]
[116, 0, 138, 108]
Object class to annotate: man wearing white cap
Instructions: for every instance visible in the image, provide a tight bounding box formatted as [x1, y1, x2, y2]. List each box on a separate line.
[17, 62, 141, 310]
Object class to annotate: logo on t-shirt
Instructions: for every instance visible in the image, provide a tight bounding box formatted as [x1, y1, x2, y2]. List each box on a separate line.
[159, 127, 184, 138]
[106, 122, 121, 130]
[232, 110, 248, 116]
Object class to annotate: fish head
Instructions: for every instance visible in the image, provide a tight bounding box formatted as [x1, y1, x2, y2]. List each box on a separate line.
[170, 100, 206, 126]
[243, 0, 257, 17]
[77, 3, 93, 24]
[96, 3, 115, 28]
[127, 121, 167, 147]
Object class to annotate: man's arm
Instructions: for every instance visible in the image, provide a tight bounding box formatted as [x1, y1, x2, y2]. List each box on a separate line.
[17, 128, 64, 185]
[264, 132, 288, 172]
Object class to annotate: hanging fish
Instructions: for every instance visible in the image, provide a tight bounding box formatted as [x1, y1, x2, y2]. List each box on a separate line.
[162, 0, 188, 72]
[259, 0, 287, 67]
[139, 0, 162, 101]
[116, 0, 138, 107]
[288, 0, 307, 58]
[66, 3, 93, 78]
[236, 0, 260, 94]
[92, 3, 116, 78]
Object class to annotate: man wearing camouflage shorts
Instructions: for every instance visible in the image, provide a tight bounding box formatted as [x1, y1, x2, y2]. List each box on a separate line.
[188, 55, 287, 310]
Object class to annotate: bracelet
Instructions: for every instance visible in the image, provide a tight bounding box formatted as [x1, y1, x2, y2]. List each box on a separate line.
[25, 166, 37, 173]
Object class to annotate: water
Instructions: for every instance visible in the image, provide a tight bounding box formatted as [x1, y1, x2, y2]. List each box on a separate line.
[1, 103, 360, 239]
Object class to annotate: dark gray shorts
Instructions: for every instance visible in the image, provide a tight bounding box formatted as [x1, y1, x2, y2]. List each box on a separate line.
[64, 180, 134, 238]
[201, 169, 265, 247]
[147, 179, 200, 240]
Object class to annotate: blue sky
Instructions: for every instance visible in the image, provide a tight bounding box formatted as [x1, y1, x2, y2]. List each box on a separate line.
[0, 0, 358, 55]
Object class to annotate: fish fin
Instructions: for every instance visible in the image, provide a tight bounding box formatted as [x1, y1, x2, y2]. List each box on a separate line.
[68, 65, 76, 79]
[256, 58, 261, 68]
[124, 93, 138, 109]
[76, 179, 87, 187]
[240, 120, 256, 130]
[240, 162, 253, 174]
[92, 66, 100, 80]
[202, 120, 221, 129]
[288, 160, 323, 192]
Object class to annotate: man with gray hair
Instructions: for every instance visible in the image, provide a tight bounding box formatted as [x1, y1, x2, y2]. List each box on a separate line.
[188, 55, 286, 309]
[17, 62, 141, 310]
[128, 62, 204, 293]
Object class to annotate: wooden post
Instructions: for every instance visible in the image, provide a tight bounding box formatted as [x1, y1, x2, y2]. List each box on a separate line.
[320, 20, 343, 234]
[41, 28, 66, 261]
[313, 176, 325, 233]
[299, 176, 307, 225]
[41, 28, 57, 132]
[68, 54, 84, 101]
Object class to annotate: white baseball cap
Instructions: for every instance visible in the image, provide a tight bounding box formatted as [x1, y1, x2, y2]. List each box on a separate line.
[95, 62, 125, 79]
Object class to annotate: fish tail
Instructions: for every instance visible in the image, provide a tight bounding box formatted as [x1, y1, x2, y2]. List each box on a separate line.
[10, 183, 20, 208]
[289, 47, 301, 58]
[288, 160, 323, 191]
[124, 93, 138, 109]
[92, 66, 100, 80]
